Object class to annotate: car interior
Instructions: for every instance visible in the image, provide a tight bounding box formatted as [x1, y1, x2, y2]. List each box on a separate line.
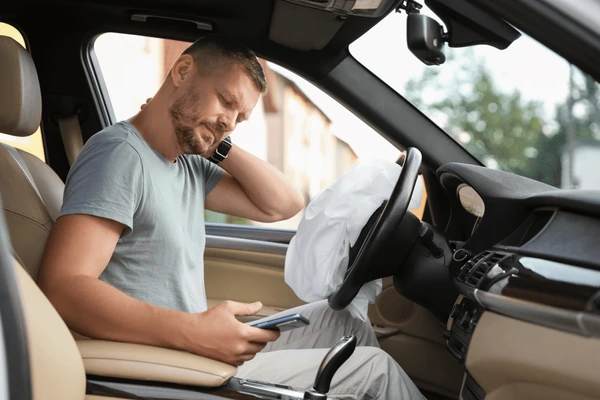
[0, 0, 600, 399]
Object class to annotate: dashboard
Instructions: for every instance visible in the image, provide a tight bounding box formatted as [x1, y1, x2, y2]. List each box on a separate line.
[435, 163, 600, 400]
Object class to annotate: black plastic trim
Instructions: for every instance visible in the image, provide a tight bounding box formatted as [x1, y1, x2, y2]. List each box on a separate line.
[86, 376, 301, 400]
[462, 374, 486, 400]
[82, 33, 117, 130]
[87, 377, 229, 399]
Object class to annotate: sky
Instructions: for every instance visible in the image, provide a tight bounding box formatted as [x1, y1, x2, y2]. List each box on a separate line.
[270, 6, 574, 163]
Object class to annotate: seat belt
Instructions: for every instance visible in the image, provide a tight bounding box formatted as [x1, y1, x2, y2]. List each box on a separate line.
[57, 114, 83, 166]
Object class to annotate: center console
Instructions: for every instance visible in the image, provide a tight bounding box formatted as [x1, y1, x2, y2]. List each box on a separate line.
[84, 335, 358, 400]
[446, 248, 600, 400]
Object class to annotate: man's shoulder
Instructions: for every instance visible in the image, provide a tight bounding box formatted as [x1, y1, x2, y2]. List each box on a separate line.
[80, 121, 145, 159]
[72, 121, 143, 173]
[87, 121, 139, 147]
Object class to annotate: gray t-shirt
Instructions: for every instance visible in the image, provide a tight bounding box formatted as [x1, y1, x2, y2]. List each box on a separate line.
[60, 121, 223, 313]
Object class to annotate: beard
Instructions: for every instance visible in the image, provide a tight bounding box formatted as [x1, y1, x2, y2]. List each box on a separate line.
[169, 88, 222, 157]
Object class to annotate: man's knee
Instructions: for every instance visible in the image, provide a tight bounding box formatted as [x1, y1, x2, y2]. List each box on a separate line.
[345, 313, 379, 347]
[332, 347, 425, 399]
[329, 347, 401, 399]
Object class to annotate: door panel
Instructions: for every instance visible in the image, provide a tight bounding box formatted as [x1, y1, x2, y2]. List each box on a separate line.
[204, 247, 304, 319]
[204, 238, 464, 398]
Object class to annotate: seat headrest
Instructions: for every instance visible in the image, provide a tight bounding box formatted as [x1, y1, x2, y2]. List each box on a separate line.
[0, 36, 42, 137]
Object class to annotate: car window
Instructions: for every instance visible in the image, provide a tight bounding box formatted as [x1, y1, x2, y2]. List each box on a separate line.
[351, 7, 600, 190]
[0, 23, 46, 162]
[93, 33, 425, 228]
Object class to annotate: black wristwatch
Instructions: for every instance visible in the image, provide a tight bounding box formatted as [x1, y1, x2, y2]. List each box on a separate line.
[208, 136, 232, 164]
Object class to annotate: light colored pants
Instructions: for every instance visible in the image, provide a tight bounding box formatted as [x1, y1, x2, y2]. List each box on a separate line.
[237, 300, 426, 400]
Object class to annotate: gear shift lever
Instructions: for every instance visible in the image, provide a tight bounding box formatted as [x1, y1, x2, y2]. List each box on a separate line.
[304, 335, 357, 399]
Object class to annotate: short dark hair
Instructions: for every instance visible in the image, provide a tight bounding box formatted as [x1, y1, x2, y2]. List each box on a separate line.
[183, 34, 267, 94]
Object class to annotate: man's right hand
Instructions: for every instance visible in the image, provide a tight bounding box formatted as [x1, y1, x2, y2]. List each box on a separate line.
[184, 301, 280, 366]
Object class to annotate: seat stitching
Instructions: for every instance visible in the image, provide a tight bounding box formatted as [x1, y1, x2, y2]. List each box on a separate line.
[83, 357, 233, 379]
[0, 144, 45, 205]
[4, 209, 51, 233]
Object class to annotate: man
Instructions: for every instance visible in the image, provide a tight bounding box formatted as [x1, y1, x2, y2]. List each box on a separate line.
[39, 35, 424, 399]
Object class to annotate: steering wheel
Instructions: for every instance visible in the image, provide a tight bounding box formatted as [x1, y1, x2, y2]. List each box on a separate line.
[328, 147, 423, 311]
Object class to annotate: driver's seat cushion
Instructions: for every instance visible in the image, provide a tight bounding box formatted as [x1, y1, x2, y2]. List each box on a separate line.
[0, 36, 65, 280]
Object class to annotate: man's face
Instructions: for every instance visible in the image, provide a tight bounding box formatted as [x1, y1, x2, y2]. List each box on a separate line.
[169, 62, 261, 157]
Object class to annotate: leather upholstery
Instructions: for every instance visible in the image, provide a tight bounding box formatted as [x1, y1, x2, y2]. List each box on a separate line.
[0, 34, 64, 279]
[0, 144, 64, 279]
[0, 36, 42, 137]
[15, 254, 236, 400]
[17, 148, 64, 221]
[14, 260, 87, 400]
[77, 340, 237, 387]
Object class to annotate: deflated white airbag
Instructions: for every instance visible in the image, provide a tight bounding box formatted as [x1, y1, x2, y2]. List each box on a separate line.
[285, 159, 422, 320]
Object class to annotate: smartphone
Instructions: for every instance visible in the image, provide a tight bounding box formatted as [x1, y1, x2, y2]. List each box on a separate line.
[247, 313, 310, 332]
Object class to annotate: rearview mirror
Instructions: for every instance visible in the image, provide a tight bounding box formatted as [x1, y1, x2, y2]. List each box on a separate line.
[407, 13, 446, 66]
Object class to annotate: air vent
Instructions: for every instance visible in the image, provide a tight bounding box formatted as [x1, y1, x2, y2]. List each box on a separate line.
[458, 251, 508, 287]
[457, 252, 486, 283]
[487, 252, 506, 265]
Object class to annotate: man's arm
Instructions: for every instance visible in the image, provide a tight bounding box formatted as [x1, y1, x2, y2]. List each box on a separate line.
[206, 144, 305, 222]
[38, 214, 279, 366]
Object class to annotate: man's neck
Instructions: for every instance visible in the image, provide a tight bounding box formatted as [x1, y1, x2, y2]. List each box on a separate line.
[129, 96, 181, 163]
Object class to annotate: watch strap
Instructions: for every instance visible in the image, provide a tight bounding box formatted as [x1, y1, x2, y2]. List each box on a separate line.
[208, 136, 232, 164]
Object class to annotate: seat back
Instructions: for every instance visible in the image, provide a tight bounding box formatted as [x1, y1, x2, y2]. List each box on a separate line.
[0, 36, 64, 279]
[14, 258, 87, 400]
[0, 166, 84, 400]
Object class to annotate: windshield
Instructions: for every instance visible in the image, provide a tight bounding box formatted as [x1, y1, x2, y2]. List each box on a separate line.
[351, 7, 600, 190]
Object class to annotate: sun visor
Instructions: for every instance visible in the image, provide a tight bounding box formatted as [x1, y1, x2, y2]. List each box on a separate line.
[282, 0, 396, 18]
[268, 0, 395, 51]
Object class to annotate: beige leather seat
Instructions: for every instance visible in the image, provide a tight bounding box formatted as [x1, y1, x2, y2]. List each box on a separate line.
[13, 254, 236, 400]
[0, 36, 65, 280]
[15, 256, 92, 400]
[0, 36, 237, 399]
